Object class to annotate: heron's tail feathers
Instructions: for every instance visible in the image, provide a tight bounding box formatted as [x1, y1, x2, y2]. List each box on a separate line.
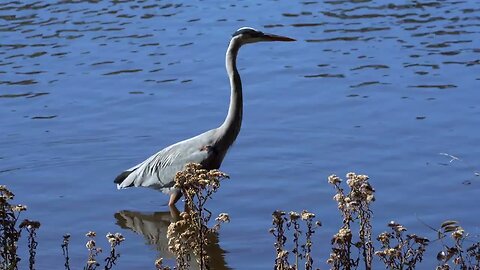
[114, 170, 136, 189]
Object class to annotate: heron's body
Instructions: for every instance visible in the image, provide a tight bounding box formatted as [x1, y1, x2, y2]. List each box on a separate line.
[114, 27, 294, 205]
[115, 129, 226, 191]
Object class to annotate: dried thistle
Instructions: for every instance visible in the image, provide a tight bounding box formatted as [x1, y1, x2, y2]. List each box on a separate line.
[271, 210, 289, 269]
[1, 185, 31, 270]
[167, 163, 230, 270]
[271, 210, 320, 270]
[19, 219, 41, 270]
[327, 172, 375, 270]
[375, 221, 429, 270]
[84, 232, 101, 270]
[301, 210, 318, 270]
[104, 232, 125, 269]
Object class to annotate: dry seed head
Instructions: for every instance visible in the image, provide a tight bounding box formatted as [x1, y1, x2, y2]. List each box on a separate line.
[115, 232, 124, 240]
[333, 193, 344, 202]
[388, 221, 400, 228]
[333, 228, 352, 244]
[272, 210, 286, 220]
[86, 239, 96, 249]
[346, 178, 355, 188]
[346, 201, 359, 209]
[276, 250, 289, 259]
[0, 185, 14, 200]
[451, 228, 464, 240]
[107, 238, 116, 245]
[327, 253, 341, 264]
[198, 179, 209, 186]
[301, 210, 315, 220]
[394, 225, 407, 233]
[361, 182, 375, 194]
[328, 174, 341, 185]
[216, 213, 230, 223]
[385, 248, 397, 256]
[106, 232, 125, 245]
[11, 204, 27, 212]
[377, 232, 390, 244]
[19, 219, 41, 229]
[289, 211, 300, 221]
[357, 174, 369, 181]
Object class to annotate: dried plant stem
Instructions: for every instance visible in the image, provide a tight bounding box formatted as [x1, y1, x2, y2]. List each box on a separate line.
[19, 220, 41, 270]
[61, 234, 71, 270]
[359, 202, 373, 270]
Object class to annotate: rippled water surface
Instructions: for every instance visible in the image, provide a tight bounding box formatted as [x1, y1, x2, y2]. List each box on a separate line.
[1, 0, 479, 269]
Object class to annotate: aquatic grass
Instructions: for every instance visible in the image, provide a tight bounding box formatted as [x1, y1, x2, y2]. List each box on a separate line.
[158, 163, 230, 270]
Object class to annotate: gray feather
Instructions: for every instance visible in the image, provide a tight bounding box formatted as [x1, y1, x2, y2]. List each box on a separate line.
[115, 129, 223, 193]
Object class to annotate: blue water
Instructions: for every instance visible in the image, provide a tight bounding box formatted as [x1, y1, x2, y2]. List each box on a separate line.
[1, 0, 479, 269]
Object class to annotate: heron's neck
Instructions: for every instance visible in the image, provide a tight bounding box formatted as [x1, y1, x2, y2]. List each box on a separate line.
[218, 39, 242, 150]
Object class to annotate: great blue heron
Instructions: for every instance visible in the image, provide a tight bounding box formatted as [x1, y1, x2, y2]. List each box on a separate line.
[114, 27, 295, 205]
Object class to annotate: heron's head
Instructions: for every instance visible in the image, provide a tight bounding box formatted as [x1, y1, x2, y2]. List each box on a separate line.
[231, 27, 295, 45]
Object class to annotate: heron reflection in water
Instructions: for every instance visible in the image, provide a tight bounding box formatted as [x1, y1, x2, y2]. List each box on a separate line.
[114, 27, 295, 205]
[114, 205, 230, 270]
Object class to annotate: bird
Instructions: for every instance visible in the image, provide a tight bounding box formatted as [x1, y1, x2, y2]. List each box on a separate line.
[114, 27, 295, 206]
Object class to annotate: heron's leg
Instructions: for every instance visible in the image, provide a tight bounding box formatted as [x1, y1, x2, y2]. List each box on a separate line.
[169, 204, 181, 221]
[168, 189, 182, 206]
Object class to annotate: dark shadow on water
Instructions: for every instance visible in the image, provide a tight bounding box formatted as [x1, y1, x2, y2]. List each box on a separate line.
[114, 205, 230, 270]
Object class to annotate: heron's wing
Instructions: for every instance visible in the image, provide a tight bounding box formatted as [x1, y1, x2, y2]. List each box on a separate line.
[116, 136, 213, 192]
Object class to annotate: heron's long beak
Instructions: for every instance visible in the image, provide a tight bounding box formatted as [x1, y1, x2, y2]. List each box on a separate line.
[263, 33, 296, 42]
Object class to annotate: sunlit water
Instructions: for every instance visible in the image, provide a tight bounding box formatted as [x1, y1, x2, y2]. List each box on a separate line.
[1, 0, 479, 269]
